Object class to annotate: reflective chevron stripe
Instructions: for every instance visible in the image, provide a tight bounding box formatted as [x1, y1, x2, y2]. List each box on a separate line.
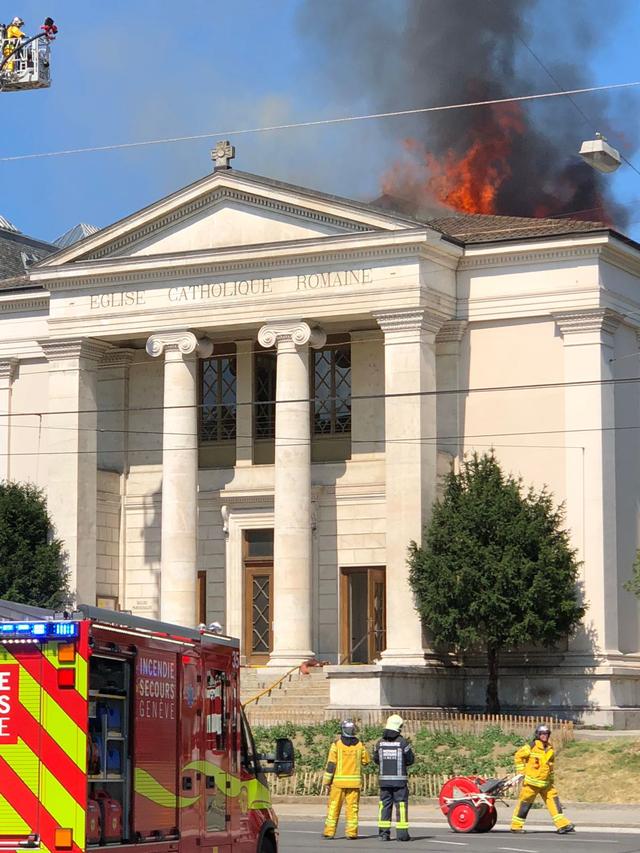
[0, 626, 88, 853]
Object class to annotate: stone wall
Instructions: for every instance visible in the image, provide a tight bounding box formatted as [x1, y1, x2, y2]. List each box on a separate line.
[123, 466, 162, 617]
[198, 494, 226, 625]
[96, 470, 121, 603]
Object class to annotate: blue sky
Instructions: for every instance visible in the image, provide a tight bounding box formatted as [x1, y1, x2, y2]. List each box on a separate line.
[2, 0, 640, 243]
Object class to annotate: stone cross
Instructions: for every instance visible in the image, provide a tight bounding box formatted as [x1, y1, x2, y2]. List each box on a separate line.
[211, 140, 236, 170]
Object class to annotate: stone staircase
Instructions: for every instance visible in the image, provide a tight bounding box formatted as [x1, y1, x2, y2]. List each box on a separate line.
[241, 665, 330, 724]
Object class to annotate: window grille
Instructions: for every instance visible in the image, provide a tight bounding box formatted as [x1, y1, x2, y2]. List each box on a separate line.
[312, 342, 351, 435]
[255, 351, 276, 439]
[201, 354, 237, 441]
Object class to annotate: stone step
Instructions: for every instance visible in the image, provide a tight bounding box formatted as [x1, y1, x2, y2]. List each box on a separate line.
[240, 667, 330, 717]
[242, 683, 330, 697]
[242, 694, 330, 705]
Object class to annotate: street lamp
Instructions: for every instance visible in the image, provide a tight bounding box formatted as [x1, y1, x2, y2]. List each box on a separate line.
[579, 133, 622, 173]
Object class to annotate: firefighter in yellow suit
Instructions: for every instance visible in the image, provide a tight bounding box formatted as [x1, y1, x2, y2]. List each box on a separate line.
[322, 720, 370, 839]
[511, 724, 575, 834]
[3, 17, 26, 72]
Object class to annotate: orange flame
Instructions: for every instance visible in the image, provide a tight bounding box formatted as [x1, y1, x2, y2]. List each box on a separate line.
[382, 103, 525, 215]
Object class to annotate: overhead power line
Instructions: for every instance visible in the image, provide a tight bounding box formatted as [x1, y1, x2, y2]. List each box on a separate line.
[516, 35, 640, 182]
[1, 422, 635, 458]
[2, 370, 640, 420]
[2, 80, 640, 163]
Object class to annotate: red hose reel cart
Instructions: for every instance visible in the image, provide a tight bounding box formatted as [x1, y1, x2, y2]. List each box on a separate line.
[439, 773, 522, 833]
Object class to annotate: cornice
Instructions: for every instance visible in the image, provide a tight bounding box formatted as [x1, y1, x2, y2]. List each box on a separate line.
[258, 321, 326, 350]
[145, 331, 214, 359]
[39, 337, 114, 363]
[98, 348, 137, 369]
[214, 491, 274, 507]
[84, 187, 371, 261]
[0, 358, 18, 383]
[374, 308, 448, 335]
[552, 308, 624, 336]
[436, 320, 468, 344]
[34, 234, 429, 291]
[459, 244, 604, 271]
[0, 294, 49, 314]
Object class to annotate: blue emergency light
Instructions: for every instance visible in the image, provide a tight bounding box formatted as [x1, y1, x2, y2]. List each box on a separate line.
[0, 621, 78, 640]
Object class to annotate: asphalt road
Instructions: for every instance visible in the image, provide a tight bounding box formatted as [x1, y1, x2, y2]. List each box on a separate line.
[279, 819, 640, 853]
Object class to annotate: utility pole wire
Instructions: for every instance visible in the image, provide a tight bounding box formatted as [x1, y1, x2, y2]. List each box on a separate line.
[2, 81, 640, 162]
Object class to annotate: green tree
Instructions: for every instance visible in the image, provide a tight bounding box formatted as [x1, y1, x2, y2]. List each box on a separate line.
[0, 482, 70, 608]
[624, 551, 640, 598]
[408, 451, 585, 713]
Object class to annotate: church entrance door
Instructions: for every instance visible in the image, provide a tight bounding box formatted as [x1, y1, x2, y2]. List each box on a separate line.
[340, 567, 386, 664]
[243, 529, 274, 665]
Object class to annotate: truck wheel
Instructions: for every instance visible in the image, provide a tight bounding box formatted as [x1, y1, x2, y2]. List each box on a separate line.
[259, 835, 276, 853]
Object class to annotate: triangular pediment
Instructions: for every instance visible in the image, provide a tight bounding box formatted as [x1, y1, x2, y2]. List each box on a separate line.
[38, 170, 423, 267]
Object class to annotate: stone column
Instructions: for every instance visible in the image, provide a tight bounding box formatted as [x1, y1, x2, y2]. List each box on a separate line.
[235, 340, 254, 466]
[0, 359, 17, 482]
[436, 321, 468, 459]
[40, 338, 112, 606]
[553, 309, 621, 655]
[146, 331, 213, 627]
[374, 309, 442, 665]
[258, 320, 326, 666]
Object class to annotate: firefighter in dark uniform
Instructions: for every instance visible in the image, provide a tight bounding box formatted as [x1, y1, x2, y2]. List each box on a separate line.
[374, 714, 414, 842]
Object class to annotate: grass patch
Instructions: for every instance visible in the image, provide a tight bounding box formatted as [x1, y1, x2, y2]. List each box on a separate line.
[555, 738, 640, 803]
[253, 724, 640, 803]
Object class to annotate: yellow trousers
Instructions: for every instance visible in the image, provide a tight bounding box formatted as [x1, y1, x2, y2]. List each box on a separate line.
[2, 45, 15, 72]
[323, 786, 361, 839]
[511, 783, 571, 831]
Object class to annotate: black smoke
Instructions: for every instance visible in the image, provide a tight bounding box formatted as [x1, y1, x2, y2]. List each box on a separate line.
[298, 0, 632, 226]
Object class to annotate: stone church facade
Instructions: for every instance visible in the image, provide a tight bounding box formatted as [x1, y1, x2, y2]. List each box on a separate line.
[1, 152, 640, 724]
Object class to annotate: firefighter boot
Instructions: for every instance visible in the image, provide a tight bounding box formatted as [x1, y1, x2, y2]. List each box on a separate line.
[557, 824, 576, 834]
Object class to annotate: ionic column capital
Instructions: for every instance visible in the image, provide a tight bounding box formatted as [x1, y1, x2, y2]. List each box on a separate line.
[0, 358, 18, 385]
[145, 330, 214, 359]
[39, 337, 113, 364]
[552, 309, 623, 338]
[374, 309, 447, 336]
[258, 321, 326, 350]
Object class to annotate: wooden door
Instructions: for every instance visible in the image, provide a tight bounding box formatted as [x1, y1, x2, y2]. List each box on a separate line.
[340, 567, 386, 664]
[368, 568, 386, 662]
[243, 565, 273, 665]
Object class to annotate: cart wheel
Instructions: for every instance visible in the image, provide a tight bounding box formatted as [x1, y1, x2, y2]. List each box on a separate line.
[447, 802, 480, 833]
[476, 807, 497, 833]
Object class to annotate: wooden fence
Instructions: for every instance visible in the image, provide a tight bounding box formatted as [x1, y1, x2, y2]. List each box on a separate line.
[268, 772, 529, 799]
[249, 710, 574, 747]
[268, 771, 450, 798]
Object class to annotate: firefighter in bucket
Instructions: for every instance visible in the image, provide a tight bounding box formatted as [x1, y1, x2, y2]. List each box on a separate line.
[510, 724, 575, 834]
[322, 720, 370, 840]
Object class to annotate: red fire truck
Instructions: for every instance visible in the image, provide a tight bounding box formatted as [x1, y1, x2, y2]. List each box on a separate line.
[0, 601, 294, 853]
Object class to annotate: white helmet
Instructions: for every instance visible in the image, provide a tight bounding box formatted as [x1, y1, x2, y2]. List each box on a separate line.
[385, 714, 404, 733]
[11, 17, 24, 26]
